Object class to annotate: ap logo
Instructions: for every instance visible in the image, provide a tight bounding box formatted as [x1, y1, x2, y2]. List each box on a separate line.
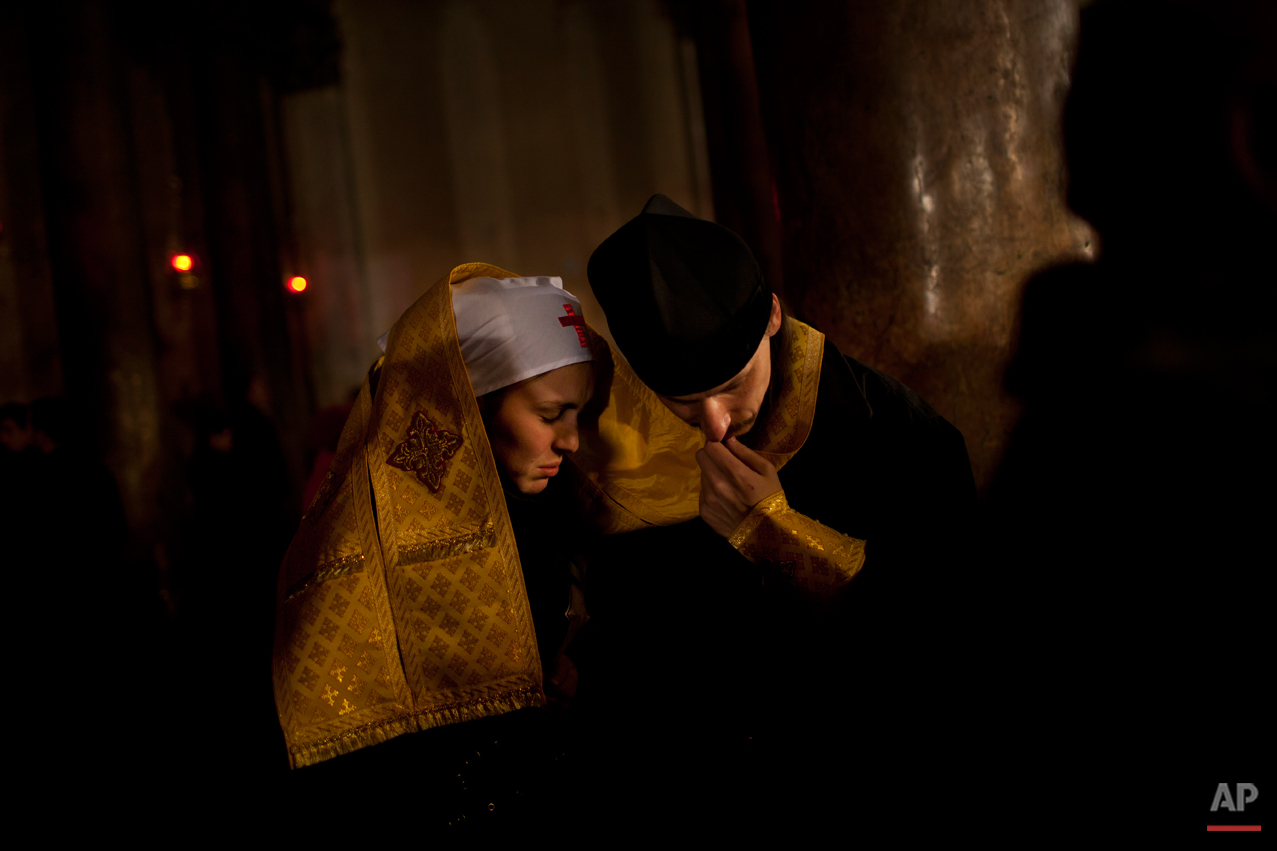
[1208, 783, 1262, 831]
[1212, 783, 1260, 812]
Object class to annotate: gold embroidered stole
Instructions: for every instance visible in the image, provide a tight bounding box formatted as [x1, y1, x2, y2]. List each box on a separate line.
[567, 316, 825, 530]
[273, 263, 544, 768]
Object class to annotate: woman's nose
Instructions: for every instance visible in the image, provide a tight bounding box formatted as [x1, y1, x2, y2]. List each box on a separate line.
[553, 423, 580, 455]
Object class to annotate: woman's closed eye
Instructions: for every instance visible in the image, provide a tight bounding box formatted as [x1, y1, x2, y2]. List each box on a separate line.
[540, 402, 583, 424]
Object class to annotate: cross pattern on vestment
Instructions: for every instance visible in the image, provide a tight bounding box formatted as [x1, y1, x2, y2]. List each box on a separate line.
[386, 411, 463, 492]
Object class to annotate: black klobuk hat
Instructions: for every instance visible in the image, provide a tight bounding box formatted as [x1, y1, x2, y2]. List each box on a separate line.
[586, 194, 773, 396]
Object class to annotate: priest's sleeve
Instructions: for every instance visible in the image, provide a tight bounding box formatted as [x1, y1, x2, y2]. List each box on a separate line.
[727, 490, 866, 600]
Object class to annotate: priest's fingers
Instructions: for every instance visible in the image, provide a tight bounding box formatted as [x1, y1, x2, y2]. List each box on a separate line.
[699, 445, 761, 506]
[697, 447, 761, 536]
[697, 449, 741, 502]
[725, 437, 776, 477]
[697, 484, 739, 538]
[699, 440, 753, 484]
[702, 440, 780, 506]
[695, 445, 736, 494]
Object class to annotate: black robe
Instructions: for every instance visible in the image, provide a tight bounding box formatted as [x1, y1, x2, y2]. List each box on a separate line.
[578, 338, 978, 805]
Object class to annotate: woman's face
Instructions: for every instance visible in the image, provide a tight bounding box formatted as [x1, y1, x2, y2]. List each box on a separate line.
[483, 362, 594, 494]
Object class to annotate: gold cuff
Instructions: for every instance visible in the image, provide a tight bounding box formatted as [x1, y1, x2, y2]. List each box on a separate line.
[729, 490, 867, 599]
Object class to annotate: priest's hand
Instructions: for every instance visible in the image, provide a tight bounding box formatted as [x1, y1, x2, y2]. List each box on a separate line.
[545, 654, 578, 709]
[696, 436, 783, 538]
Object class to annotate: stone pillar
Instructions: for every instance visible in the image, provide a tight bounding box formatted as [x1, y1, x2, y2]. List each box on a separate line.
[749, 0, 1095, 488]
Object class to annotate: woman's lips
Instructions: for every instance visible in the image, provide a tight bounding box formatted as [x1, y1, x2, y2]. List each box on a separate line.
[537, 463, 561, 476]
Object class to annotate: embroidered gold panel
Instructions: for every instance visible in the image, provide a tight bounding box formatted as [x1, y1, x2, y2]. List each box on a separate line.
[273, 263, 544, 768]
[751, 317, 825, 467]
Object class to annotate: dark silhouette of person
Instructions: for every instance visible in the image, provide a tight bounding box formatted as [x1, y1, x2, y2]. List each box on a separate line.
[986, 0, 1275, 784]
[0, 402, 35, 454]
[3, 397, 144, 775]
[0, 402, 40, 586]
[0, 403, 39, 525]
[181, 378, 294, 775]
[22, 397, 129, 583]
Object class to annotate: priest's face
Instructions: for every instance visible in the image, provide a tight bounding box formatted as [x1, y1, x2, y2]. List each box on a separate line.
[657, 295, 783, 443]
[482, 362, 595, 494]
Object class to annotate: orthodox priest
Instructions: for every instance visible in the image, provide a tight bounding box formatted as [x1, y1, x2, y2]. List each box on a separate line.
[570, 195, 978, 799]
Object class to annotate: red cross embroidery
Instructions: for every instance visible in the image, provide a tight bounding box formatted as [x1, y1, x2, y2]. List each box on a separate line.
[558, 304, 589, 347]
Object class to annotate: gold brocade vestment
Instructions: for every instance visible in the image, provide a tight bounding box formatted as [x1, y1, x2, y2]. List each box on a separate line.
[272, 263, 865, 767]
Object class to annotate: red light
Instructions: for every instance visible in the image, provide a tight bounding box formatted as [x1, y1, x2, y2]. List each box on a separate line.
[171, 254, 194, 272]
[287, 275, 308, 293]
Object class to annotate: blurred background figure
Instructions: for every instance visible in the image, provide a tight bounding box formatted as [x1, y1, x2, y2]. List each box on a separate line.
[0, 402, 34, 454]
[14, 397, 130, 573]
[1, 397, 143, 771]
[987, 0, 1275, 774]
[0, 403, 38, 521]
[179, 376, 294, 774]
[0, 402, 38, 580]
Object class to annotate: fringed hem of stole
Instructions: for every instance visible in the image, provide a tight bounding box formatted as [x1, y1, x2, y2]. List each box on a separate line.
[288, 685, 544, 768]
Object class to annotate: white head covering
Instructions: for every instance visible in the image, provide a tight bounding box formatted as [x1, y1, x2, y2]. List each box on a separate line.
[447, 276, 594, 397]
